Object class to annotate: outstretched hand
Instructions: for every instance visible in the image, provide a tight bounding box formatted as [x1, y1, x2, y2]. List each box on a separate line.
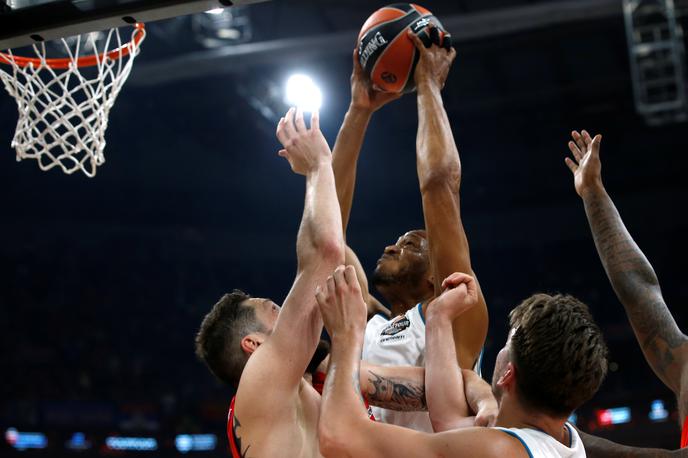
[276, 107, 331, 175]
[350, 49, 402, 111]
[427, 272, 479, 321]
[407, 25, 456, 91]
[565, 130, 604, 198]
[315, 265, 368, 339]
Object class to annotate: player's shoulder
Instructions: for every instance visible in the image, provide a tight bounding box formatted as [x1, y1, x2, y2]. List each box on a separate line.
[439, 427, 531, 457]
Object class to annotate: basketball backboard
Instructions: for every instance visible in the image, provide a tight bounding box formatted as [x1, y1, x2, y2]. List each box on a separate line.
[1, 0, 266, 50]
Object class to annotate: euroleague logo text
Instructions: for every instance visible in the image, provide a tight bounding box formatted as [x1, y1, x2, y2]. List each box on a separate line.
[359, 31, 388, 68]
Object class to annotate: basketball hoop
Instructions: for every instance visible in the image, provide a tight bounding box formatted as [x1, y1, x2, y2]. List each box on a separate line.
[0, 23, 146, 177]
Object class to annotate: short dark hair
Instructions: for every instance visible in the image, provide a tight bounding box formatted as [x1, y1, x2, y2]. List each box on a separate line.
[195, 290, 265, 388]
[508, 293, 608, 417]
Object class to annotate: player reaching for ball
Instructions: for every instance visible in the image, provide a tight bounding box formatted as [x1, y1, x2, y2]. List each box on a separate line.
[195, 108, 434, 458]
[331, 21, 489, 431]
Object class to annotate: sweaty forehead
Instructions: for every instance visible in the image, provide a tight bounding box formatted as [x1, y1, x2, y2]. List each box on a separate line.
[398, 230, 427, 244]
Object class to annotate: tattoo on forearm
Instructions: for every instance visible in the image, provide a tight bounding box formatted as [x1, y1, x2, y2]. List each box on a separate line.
[584, 194, 687, 385]
[365, 370, 427, 411]
[232, 415, 252, 458]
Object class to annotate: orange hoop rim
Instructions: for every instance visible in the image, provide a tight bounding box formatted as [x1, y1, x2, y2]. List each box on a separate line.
[0, 23, 145, 69]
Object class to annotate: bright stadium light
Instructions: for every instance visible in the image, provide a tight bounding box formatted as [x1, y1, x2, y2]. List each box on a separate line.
[285, 74, 322, 112]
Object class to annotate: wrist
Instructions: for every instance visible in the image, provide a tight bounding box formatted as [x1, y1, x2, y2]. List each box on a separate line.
[331, 327, 364, 343]
[416, 79, 441, 94]
[347, 103, 374, 118]
[426, 311, 453, 327]
[579, 181, 605, 200]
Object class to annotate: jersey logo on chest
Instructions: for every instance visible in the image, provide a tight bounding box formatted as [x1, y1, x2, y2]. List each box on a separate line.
[380, 317, 410, 336]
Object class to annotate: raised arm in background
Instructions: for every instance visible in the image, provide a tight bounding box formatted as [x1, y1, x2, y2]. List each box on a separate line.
[565, 130, 688, 421]
[410, 28, 488, 369]
[235, 108, 344, 421]
[331, 51, 400, 319]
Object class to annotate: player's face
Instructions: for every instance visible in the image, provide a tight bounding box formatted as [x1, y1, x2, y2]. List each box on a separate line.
[246, 297, 281, 334]
[372, 230, 430, 286]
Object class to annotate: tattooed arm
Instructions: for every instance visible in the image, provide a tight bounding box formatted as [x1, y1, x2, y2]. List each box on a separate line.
[565, 130, 688, 397]
[578, 429, 687, 457]
[360, 363, 426, 411]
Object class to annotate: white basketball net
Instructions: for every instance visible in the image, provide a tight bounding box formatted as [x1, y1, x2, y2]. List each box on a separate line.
[0, 25, 145, 177]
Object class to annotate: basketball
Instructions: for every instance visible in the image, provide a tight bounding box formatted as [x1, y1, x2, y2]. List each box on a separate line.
[357, 3, 447, 93]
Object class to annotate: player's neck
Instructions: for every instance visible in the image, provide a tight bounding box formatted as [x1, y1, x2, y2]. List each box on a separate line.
[378, 286, 431, 317]
[496, 397, 569, 445]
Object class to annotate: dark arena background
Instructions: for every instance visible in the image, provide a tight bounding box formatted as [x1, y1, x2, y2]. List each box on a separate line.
[1, 0, 688, 456]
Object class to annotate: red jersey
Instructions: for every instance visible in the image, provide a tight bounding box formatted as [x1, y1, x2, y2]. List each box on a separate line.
[681, 416, 688, 448]
[227, 396, 242, 458]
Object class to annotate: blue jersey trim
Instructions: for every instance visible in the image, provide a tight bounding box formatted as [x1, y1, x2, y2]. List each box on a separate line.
[564, 423, 573, 448]
[474, 347, 484, 378]
[496, 429, 534, 458]
[417, 302, 426, 324]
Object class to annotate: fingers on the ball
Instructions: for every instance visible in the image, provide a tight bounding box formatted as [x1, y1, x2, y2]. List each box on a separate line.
[429, 26, 440, 46]
[407, 29, 424, 50]
[443, 33, 453, 51]
[564, 157, 578, 173]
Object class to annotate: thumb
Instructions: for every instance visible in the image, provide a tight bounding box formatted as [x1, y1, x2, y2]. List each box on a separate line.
[278, 149, 288, 158]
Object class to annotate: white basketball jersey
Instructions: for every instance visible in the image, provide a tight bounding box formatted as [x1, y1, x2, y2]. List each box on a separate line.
[494, 423, 585, 458]
[362, 303, 483, 432]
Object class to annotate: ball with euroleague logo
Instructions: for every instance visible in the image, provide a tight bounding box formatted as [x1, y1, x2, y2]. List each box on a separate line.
[357, 3, 448, 93]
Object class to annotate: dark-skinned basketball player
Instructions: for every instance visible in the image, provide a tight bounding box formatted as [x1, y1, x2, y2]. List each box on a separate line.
[564, 130, 688, 456]
[195, 108, 449, 458]
[330, 25, 489, 431]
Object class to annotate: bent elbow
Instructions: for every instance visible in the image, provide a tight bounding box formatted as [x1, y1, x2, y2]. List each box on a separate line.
[419, 163, 461, 195]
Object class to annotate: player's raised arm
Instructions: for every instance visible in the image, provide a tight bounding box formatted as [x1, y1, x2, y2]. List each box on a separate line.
[408, 27, 488, 370]
[425, 272, 480, 430]
[316, 266, 509, 458]
[565, 130, 688, 401]
[237, 108, 344, 406]
[332, 51, 400, 319]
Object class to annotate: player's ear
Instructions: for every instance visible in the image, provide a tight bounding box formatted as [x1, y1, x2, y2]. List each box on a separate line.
[497, 362, 516, 390]
[240, 333, 265, 355]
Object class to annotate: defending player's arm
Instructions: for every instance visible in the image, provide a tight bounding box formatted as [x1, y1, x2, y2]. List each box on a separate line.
[425, 273, 481, 430]
[236, 108, 344, 416]
[462, 369, 498, 427]
[332, 51, 399, 319]
[360, 362, 426, 412]
[316, 266, 513, 458]
[577, 429, 687, 457]
[409, 28, 488, 370]
[565, 130, 688, 397]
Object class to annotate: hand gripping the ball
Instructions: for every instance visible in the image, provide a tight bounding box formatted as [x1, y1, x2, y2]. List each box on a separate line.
[407, 25, 456, 91]
[276, 107, 332, 175]
[315, 265, 368, 340]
